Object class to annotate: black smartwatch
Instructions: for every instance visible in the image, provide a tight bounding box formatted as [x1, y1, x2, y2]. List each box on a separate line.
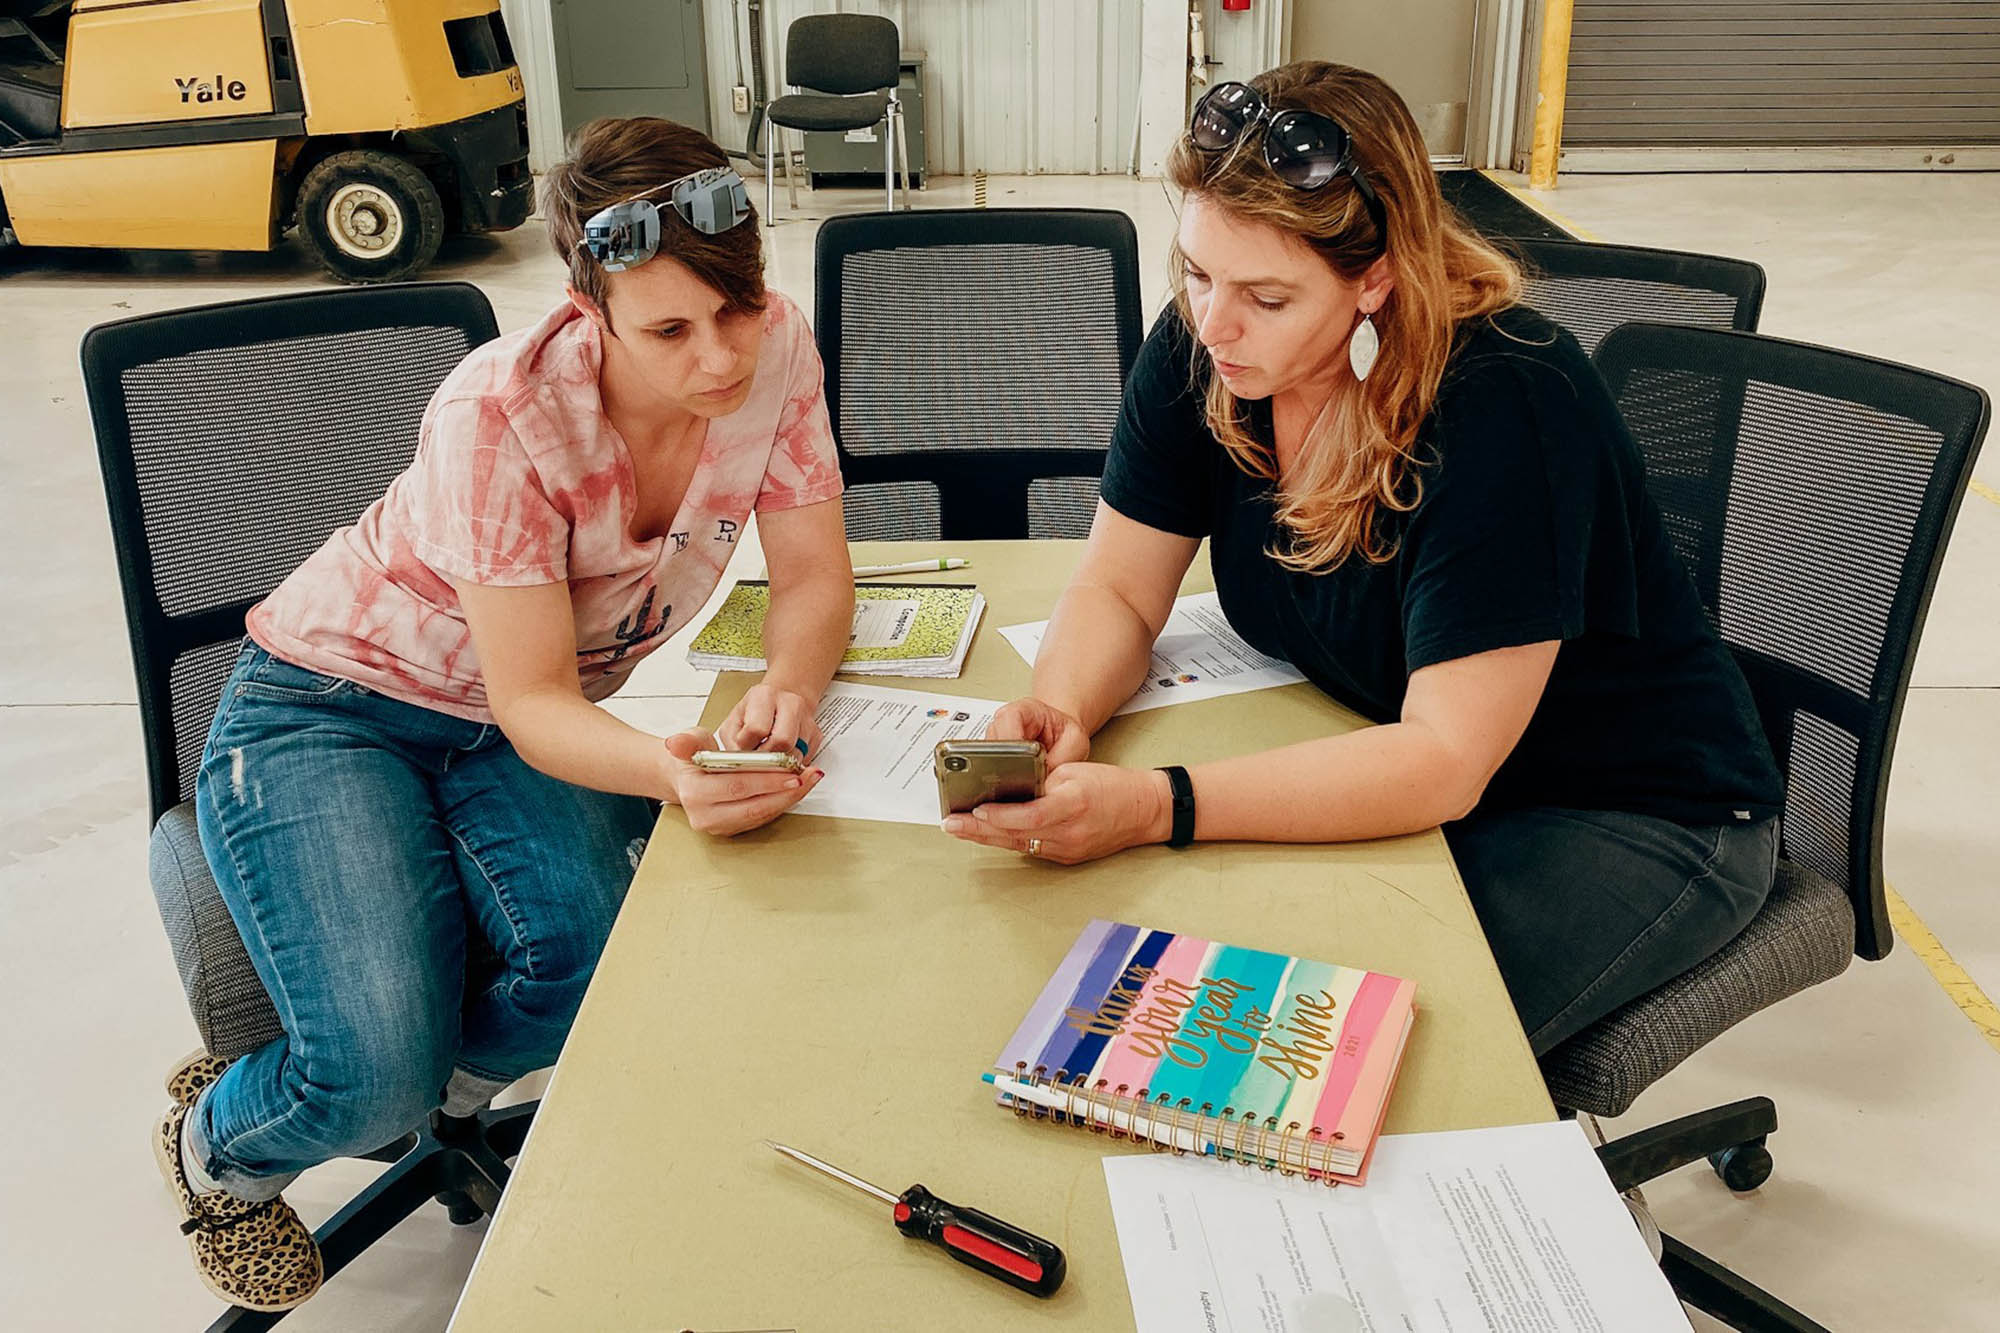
[1157, 765, 1196, 849]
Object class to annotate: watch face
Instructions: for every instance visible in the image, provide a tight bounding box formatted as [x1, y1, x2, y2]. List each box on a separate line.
[1159, 765, 1196, 846]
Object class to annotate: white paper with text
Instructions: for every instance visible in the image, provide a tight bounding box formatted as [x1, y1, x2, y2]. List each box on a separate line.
[1102, 1120, 1688, 1333]
[790, 681, 1004, 825]
[1000, 591, 1303, 715]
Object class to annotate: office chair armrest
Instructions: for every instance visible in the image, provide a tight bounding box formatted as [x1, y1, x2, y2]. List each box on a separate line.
[1540, 860, 1855, 1117]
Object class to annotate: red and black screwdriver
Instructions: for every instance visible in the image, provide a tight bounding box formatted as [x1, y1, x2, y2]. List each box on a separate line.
[766, 1141, 1067, 1297]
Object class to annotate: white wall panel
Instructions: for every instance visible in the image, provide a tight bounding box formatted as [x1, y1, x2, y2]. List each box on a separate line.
[512, 0, 1157, 176]
[718, 0, 1145, 174]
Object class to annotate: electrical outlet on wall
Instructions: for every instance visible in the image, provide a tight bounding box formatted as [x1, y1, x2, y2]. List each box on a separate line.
[732, 85, 750, 114]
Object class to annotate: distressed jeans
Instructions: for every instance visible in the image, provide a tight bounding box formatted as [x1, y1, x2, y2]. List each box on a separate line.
[187, 642, 656, 1199]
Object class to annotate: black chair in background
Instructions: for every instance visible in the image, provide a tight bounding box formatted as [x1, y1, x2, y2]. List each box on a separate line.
[1540, 322, 1990, 1332]
[82, 284, 528, 1331]
[764, 12, 908, 224]
[1514, 237, 1766, 356]
[815, 207, 1142, 541]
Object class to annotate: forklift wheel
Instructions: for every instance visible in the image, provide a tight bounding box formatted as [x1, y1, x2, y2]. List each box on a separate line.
[296, 150, 445, 284]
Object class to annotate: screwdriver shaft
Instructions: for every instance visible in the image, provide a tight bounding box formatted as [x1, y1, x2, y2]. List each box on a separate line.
[766, 1140, 899, 1206]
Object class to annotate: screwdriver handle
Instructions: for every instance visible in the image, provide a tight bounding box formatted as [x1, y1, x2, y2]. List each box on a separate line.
[893, 1184, 1067, 1298]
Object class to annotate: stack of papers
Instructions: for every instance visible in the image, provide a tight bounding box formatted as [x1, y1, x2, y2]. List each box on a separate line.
[688, 582, 985, 679]
[1103, 1120, 1691, 1332]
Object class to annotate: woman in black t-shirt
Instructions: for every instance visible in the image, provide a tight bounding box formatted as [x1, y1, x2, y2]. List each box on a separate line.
[942, 62, 1784, 1056]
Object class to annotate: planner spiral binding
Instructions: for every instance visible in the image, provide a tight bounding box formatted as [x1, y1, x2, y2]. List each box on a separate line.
[1008, 1061, 1350, 1185]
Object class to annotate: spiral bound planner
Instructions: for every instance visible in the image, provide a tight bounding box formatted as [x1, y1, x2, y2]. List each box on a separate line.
[983, 920, 1417, 1186]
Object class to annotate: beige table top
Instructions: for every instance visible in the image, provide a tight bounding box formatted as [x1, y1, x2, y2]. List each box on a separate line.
[450, 540, 1553, 1333]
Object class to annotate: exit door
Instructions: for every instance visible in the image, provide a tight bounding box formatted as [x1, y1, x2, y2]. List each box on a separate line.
[551, 0, 711, 136]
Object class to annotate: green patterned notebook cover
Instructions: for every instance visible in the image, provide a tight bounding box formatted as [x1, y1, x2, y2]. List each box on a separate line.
[689, 582, 981, 664]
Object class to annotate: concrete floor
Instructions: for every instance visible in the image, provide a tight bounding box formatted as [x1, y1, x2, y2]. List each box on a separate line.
[1, 169, 1995, 1331]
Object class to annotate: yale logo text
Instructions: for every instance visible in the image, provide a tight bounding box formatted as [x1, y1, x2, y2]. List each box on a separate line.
[175, 75, 249, 104]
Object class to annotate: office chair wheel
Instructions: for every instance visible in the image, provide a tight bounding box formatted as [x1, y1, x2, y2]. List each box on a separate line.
[436, 1189, 487, 1226]
[1708, 1141, 1772, 1192]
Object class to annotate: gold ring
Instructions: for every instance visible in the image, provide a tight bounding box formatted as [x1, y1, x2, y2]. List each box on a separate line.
[1027, 837, 1043, 857]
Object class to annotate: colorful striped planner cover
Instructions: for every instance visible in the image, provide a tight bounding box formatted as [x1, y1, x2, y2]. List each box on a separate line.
[986, 919, 1417, 1184]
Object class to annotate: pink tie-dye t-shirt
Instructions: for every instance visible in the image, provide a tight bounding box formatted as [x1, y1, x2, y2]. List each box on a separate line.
[246, 291, 843, 723]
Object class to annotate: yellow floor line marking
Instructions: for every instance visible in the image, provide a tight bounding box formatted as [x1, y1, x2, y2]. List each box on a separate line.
[1478, 169, 1605, 243]
[1886, 883, 2000, 1055]
[1971, 479, 2000, 510]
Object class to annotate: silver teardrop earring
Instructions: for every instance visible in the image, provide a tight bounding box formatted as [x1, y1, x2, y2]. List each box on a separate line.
[1349, 312, 1380, 383]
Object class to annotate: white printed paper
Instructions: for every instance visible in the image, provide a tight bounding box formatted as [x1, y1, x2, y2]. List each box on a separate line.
[792, 682, 1005, 825]
[1000, 591, 1304, 716]
[1102, 1120, 1689, 1333]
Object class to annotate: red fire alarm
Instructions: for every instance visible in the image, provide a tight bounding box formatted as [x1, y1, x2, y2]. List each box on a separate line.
[1222, 0, 1251, 10]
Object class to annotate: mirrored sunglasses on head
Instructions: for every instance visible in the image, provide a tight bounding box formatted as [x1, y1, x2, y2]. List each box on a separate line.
[578, 166, 752, 273]
[1189, 82, 1387, 238]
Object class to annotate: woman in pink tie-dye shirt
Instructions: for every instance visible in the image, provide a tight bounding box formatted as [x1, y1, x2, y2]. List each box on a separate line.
[162, 118, 853, 1311]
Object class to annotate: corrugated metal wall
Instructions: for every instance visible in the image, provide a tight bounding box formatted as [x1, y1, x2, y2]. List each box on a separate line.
[1565, 0, 2000, 146]
[701, 0, 1148, 174]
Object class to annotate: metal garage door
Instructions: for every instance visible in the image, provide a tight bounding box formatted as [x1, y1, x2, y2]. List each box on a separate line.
[1562, 0, 2000, 163]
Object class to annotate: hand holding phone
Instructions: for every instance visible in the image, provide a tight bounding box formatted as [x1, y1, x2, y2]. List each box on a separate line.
[934, 739, 1046, 818]
[691, 749, 804, 775]
[664, 731, 821, 838]
[987, 698, 1091, 767]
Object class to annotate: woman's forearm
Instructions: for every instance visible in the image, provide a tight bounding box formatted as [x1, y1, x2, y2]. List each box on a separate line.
[1186, 720, 1484, 844]
[496, 688, 678, 801]
[1033, 582, 1160, 733]
[758, 571, 853, 703]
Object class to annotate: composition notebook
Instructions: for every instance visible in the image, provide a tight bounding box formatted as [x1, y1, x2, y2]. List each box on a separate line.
[983, 920, 1417, 1185]
[687, 581, 985, 679]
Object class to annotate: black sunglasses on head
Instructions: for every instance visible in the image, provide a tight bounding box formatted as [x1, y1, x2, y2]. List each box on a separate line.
[1189, 82, 1387, 242]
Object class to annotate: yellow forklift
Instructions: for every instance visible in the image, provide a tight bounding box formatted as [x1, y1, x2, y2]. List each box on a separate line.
[0, 0, 532, 281]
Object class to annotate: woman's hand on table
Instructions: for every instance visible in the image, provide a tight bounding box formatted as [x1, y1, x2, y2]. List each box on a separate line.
[663, 730, 823, 836]
[941, 762, 1171, 865]
[718, 684, 825, 765]
[987, 697, 1092, 768]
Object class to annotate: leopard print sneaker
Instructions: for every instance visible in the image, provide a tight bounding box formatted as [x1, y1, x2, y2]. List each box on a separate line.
[165, 1049, 234, 1109]
[153, 1102, 323, 1312]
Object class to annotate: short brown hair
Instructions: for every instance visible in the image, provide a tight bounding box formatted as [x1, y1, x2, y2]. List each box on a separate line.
[542, 117, 766, 321]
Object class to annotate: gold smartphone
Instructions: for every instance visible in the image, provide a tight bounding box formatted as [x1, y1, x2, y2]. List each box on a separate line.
[691, 750, 804, 774]
[935, 739, 1046, 817]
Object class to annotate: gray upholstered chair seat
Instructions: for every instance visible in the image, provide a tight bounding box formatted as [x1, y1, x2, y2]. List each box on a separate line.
[1539, 859, 1856, 1118]
[767, 91, 892, 133]
[150, 801, 286, 1060]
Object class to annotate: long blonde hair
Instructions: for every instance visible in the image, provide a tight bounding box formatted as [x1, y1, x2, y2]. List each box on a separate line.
[1167, 62, 1521, 571]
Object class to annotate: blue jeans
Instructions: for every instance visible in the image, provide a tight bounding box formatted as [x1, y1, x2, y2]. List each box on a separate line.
[188, 643, 656, 1199]
[1446, 807, 1778, 1056]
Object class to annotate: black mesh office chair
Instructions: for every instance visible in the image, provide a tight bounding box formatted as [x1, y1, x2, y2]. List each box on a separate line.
[815, 207, 1142, 541]
[1540, 323, 1990, 1332]
[1513, 237, 1766, 356]
[764, 12, 908, 224]
[82, 284, 532, 1331]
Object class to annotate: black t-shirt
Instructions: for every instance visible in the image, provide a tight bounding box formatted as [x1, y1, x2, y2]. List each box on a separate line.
[1101, 305, 1783, 827]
